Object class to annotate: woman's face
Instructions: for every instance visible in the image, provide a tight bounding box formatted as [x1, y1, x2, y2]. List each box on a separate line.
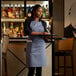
[34, 7, 43, 18]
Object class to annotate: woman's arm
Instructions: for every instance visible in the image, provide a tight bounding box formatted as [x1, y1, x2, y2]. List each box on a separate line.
[31, 32, 50, 35]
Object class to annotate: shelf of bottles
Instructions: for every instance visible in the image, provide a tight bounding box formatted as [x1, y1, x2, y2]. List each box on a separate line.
[1, 22, 24, 38]
[1, 2, 25, 38]
[1, 1, 50, 38]
[26, 1, 50, 19]
[1, 3, 24, 19]
[1, 1, 50, 19]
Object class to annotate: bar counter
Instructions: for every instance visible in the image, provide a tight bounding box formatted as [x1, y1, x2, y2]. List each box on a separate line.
[4, 37, 52, 76]
[2, 36, 76, 76]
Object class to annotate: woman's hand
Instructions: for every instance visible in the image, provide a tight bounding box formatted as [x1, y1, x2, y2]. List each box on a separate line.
[43, 32, 50, 35]
[43, 32, 51, 40]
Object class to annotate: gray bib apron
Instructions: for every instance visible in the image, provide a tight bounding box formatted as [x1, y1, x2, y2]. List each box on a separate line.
[26, 21, 47, 67]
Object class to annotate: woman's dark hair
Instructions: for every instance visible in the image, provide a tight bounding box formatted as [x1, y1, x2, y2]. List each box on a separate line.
[31, 4, 41, 17]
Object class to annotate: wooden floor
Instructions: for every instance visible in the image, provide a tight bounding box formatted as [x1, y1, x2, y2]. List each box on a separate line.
[3, 43, 52, 76]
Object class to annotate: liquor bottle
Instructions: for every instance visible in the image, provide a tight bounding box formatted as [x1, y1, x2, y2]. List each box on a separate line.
[20, 29, 24, 37]
[45, 5, 49, 18]
[15, 4, 19, 18]
[12, 5, 16, 18]
[13, 29, 17, 37]
[27, 12, 31, 18]
[20, 23, 24, 37]
[2, 5, 7, 18]
[19, 5, 24, 18]
[10, 22, 14, 30]
[17, 31, 21, 38]
[28, 6, 31, 13]
[42, 5, 46, 18]
[21, 23, 24, 29]
[9, 22, 14, 37]
[8, 4, 13, 18]
[26, 6, 32, 17]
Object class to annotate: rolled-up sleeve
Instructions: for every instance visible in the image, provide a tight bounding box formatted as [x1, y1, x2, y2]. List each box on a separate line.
[24, 19, 32, 36]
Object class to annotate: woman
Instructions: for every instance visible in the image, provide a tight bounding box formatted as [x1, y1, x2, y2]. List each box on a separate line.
[24, 4, 50, 76]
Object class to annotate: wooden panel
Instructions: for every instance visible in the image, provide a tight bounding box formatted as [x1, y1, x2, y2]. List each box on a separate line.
[4, 43, 52, 76]
[73, 38, 76, 76]
[53, 0, 64, 37]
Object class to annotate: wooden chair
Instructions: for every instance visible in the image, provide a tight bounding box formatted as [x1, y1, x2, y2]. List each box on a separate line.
[55, 38, 74, 76]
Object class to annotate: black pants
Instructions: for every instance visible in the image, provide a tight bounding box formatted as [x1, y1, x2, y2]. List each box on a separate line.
[28, 67, 42, 76]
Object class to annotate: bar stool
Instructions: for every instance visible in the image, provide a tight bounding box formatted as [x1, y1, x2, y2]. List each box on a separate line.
[55, 38, 74, 76]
